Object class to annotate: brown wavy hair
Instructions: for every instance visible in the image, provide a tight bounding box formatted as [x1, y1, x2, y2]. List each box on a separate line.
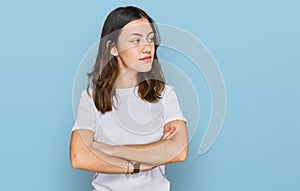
[87, 6, 165, 114]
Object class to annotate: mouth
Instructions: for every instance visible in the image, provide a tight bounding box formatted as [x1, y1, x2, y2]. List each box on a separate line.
[139, 56, 152, 62]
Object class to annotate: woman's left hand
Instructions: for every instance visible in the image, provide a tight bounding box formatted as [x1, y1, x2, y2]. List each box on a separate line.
[161, 126, 177, 140]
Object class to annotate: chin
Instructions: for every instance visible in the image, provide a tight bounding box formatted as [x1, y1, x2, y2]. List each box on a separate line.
[136, 62, 153, 73]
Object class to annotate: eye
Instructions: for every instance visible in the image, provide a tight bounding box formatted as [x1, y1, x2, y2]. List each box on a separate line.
[131, 39, 140, 44]
[148, 37, 155, 43]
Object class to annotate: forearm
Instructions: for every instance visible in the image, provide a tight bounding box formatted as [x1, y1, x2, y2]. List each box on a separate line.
[71, 130, 155, 174]
[115, 139, 187, 165]
[92, 121, 188, 165]
[117, 140, 178, 165]
[92, 140, 167, 165]
[73, 147, 155, 173]
[74, 148, 128, 174]
[71, 130, 128, 174]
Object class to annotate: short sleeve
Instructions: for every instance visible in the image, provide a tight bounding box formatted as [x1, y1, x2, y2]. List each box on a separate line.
[162, 86, 186, 125]
[72, 90, 97, 132]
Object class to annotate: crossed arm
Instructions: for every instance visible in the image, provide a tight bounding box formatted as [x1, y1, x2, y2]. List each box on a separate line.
[70, 120, 188, 174]
[92, 120, 188, 165]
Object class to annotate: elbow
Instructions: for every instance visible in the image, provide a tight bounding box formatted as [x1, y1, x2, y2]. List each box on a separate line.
[166, 144, 188, 163]
[172, 142, 188, 162]
[70, 152, 80, 169]
[177, 154, 187, 163]
[70, 148, 86, 169]
[176, 147, 188, 162]
[70, 130, 94, 170]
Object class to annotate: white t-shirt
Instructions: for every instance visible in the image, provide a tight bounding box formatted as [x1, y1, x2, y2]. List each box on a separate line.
[72, 85, 186, 191]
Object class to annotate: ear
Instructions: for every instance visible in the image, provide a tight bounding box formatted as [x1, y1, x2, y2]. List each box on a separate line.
[107, 41, 118, 56]
[110, 46, 118, 57]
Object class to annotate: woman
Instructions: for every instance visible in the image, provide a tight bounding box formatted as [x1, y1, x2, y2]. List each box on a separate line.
[70, 6, 188, 191]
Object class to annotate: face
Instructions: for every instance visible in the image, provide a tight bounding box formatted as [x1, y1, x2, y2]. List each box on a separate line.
[112, 18, 155, 73]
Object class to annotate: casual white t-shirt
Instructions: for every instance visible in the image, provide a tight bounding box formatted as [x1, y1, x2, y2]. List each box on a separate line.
[72, 85, 186, 191]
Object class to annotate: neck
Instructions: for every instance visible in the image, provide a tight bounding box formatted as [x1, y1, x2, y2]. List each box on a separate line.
[115, 70, 138, 89]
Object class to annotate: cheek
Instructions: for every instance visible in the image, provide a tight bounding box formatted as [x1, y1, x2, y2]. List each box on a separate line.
[120, 47, 140, 61]
[151, 46, 155, 55]
[117, 42, 130, 53]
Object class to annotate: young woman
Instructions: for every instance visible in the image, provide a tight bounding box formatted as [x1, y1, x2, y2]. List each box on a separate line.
[70, 6, 188, 191]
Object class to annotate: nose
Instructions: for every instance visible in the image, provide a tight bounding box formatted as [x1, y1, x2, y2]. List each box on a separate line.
[141, 41, 152, 53]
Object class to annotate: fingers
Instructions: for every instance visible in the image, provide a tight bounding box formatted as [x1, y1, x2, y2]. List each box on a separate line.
[163, 126, 175, 134]
[161, 126, 177, 140]
[165, 129, 176, 140]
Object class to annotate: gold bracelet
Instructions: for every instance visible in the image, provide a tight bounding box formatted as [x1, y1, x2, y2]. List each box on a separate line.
[126, 160, 130, 174]
[128, 161, 134, 174]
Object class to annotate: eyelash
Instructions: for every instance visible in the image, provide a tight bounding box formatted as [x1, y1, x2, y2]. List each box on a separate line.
[131, 39, 140, 44]
[149, 37, 155, 43]
[131, 37, 155, 44]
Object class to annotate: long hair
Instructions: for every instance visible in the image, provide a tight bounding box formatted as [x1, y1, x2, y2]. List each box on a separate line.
[87, 6, 165, 114]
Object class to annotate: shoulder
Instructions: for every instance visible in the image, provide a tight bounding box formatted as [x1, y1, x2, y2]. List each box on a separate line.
[80, 88, 93, 100]
[79, 88, 97, 111]
[161, 84, 179, 101]
[162, 84, 175, 96]
[164, 84, 174, 91]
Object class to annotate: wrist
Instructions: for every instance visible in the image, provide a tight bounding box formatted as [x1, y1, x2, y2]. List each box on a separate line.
[132, 162, 141, 174]
[126, 161, 134, 175]
[126, 161, 141, 174]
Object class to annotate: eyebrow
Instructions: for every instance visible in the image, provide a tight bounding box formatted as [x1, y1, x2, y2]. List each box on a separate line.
[129, 31, 154, 37]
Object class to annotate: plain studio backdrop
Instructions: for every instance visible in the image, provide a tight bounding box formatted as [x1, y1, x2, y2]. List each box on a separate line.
[0, 0, 299, 190]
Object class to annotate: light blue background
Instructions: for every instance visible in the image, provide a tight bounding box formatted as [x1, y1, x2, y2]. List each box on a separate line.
[0, 0, 299, 190]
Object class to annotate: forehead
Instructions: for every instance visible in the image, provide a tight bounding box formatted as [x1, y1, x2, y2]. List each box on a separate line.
[120, 18, 153, 36]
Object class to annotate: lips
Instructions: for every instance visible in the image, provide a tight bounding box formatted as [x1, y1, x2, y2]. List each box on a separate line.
[139, 56, 152, 62]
